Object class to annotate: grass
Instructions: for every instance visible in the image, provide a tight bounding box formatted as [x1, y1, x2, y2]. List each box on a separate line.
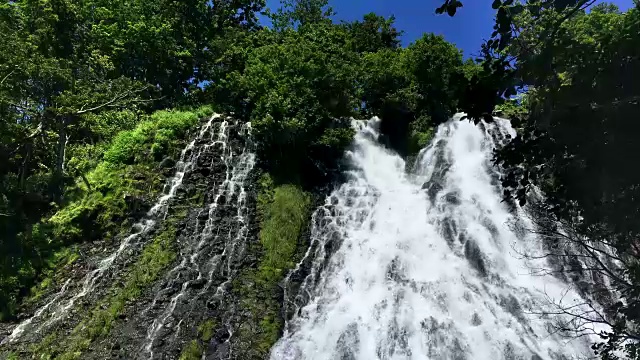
[232, 173, 312, 357]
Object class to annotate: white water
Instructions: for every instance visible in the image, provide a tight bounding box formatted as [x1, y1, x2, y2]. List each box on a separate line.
[272, 116, 599, 360]
[3, 114, 224, 345]
[143, 120, 255, 359]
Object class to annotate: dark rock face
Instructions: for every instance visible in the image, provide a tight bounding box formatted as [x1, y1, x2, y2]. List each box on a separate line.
[464, 238, 487, 277]
[378, 106, 414, 157]
[92, 117, 260, 360]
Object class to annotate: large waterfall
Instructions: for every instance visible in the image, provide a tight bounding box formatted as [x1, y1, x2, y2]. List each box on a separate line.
[271, 116, 598, 360]
[1, 113, 604, 360]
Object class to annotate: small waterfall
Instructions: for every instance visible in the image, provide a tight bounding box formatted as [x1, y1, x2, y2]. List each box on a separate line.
[2, 114, 225, 345]
[272, 116, 603, 360]
[141, 119, 256, 359]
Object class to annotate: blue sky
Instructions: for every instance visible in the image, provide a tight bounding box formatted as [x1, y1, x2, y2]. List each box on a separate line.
[262, 0, 635, 58]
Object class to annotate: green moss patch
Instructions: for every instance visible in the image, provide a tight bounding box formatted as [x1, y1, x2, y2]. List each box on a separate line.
[232, 174, 312, 358]
[178, 318, 218, 360]
[198, 319, 217, 342]
[179, 340, 203, 360]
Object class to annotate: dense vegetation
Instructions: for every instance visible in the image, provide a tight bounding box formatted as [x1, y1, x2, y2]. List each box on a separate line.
[0, 0, 469, 324]
[1, 0, 639, 358]
[0, 0, 262, 319]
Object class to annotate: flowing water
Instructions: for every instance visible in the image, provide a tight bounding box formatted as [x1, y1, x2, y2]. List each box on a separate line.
[3, 112, 604, 360]
[2, 114, 226, 345]
[272, 116, 599, 360]
[142, 119, 255, 359]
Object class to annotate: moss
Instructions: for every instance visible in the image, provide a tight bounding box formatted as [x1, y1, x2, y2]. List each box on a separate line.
[104, 107, 212, 165]
[1, 107, 214, 321]
[257, 184, 311, 283]
[179, 340, 203, 360]
[198, 319, 217, 342]
[50, 106, 212, 245]
[232, 175, 312, 358]
[35, 220, 181, 359]
[30, 331, 58, 357]
[176, 318, 217, 360]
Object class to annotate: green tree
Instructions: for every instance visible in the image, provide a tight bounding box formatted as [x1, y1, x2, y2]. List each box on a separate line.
[0, 0, 265, 319]
[359, 34, 464, 155]
[344, 12, 402, 53]
[228, 23, 359, 184]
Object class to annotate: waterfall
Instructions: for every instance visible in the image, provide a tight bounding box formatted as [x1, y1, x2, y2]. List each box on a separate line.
[271, 115, 602, 360]
[142, 119, 256, 359]
[2, 114, 225, 345]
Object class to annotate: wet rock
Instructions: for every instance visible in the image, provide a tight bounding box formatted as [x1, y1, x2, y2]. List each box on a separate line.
[503, 341, 526, 360]
[443, 191, 461, 205]
[160, 156, 176, 168]
[464, 239, 487, 277]
[422, 181, 443, 203]
[499, 294, 526, 325]
[124, 193, 151, 218]
[481, 217, 500, 240]
[470, 312, 482, 326]
[441, 218, 457, 246]
[189, 278, 206, 290]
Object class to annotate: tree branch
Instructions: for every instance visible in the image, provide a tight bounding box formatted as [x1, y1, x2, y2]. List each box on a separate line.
[0, 69, 15, 86]
[74, 86, 156, 115]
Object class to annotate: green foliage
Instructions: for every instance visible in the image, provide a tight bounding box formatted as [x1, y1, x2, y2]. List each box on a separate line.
[179, 340, 203, 360]
[0, 0, 251, 323]
[232, 174, 312, 358]
[0, 107, 209, 320]
[493, 94, 529, 122]
[258, 183, 311, 283]
[228, 23, 359, 183]
[344, 13, 402, 53]
[497, 9, 640, 357]
[359, 34, 463, 154]
[407, 116, 435, 156]
[213, 7, 466, 182]
[268, 0, 334, 31]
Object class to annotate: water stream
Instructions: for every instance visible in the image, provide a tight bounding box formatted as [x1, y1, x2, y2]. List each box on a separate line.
[142, 120, 255, 359]
[2, 114, 225, 345]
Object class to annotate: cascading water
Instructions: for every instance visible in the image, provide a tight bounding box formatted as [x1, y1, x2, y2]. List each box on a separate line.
[141, 119, 256, 359]
[2, 114, 225, 345]
[272, 115, 600, 360]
